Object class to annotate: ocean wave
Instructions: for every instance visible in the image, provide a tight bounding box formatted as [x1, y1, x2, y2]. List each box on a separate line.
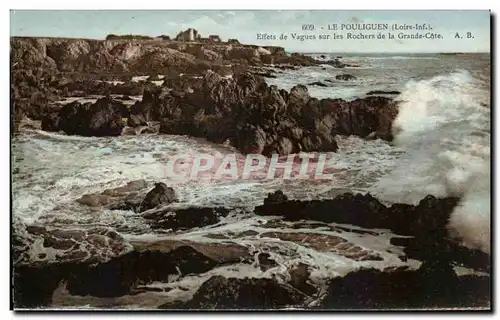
[372, 70, 490, 254]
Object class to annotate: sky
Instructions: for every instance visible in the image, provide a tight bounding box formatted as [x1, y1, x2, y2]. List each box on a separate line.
[10, 10, 490, 53]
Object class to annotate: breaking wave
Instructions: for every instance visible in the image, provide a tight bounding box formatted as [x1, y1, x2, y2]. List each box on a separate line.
[373, 70, 491, 253]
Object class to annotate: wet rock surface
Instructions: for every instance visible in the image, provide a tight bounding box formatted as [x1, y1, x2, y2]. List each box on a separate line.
[10, 36, 326, 133]
[366, 90, 401, 95]
[13, 188, 491, 310]
[41, 96, 127, 136]
[263, 190, 288, 205]
[308, 81, 328, 87]
[11, 36, 490, 311]
[143, 206, 230, 231]
[256, 191, 490, 273]
[159, 275, 306, 310]
[256, 192, 459, 238]
[320, 266, 490, 309]
[76, 180, 180, 214]
[139, 182, 178, 212]
[13, 245, 219, 308]
[77, 180, 148, 211]
[145, 71, 397, 155]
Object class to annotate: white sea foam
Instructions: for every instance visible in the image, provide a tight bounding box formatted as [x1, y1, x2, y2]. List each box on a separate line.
[372, 70, 490, 254]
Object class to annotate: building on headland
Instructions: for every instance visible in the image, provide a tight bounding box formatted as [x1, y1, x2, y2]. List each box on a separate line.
[174, 28, 201, 41]
[228, 38, 240, 44]
[173, 28, 225, 43]
[208, 35, 222, 43]
[157, 35, 171, 41]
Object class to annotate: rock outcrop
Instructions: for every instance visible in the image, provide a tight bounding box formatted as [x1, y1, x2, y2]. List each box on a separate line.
[159, 275, 306, 309]
[320, 266, 490, 309]
[139, 182, 177, 212]
[13, 245, 219, 307]
[10, 36, 351, 130]
[142, 206, 230, 231]
[308, 81, 328, 87]
[366, 90, 401, 95]
[255, 191, 490, 273]
[11, 68, 60, 122]
[255, 192, 459, 237]
[41, 96, 127, 136]
[11, 37, 313, 75]
[125, 72, 399, 156]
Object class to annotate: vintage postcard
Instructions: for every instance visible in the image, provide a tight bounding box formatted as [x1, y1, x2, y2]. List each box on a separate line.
[10, 10, 491, 311]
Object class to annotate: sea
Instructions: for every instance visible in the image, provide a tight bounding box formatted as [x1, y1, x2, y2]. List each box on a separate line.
[11, 53, 491, 308]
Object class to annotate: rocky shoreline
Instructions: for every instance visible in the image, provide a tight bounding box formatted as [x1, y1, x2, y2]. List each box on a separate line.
[11, 34, 490, 310]
[13, 186, 490, 309]
[11, 36, 398, 157]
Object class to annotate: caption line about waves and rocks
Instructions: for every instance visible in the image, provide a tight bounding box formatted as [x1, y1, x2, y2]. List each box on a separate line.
[256, 23, 475, 42]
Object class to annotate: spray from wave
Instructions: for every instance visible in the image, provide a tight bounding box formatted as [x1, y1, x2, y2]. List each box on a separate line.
[373, 70, 490, 254]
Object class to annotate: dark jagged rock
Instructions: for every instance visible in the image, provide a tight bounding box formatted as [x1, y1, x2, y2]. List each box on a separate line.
[139, 182, 177, 212]
[77, 180, 149, 211]
[256, 191, 490, 272]
[13, 246, 218, 308]
[41, 96, 127, 136]
[335, 74, 357, 81]
[289, 263, 316, 295]
[65, 247, 216, 297]
[11, 68, 60, 122]
[263, 190, 288, 205]
[159, 275, 306, 309]
[40, 110, 62, 132]
[127, 113, 148, 127]
[11, 37, 313, 76]
[61, 79, 152, 97]
[366, 90, 401, 95]
[319, 267, 490, 309]
[255, 192, 459, 238]
[142, 72, 396, 156]
[143, 206, 230, 231]
[325, 59, 347, 68]
[11, 105, 24, 135]
[391, 237, 491, 273]
[257, 253, 277, 271]
[275, 53, 317, 66]
[337, 96, 398, 140]
[308, 81, 328, 87]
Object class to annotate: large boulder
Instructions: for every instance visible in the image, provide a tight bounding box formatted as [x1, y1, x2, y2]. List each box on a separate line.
[263, 190, 288, 205]
[159, 275, 306, 309]
[40, 111, 61, 132]
[139, 182, 177, 212]
[143, 206, 230, 231]
[144, 71, 396, 156]
[43, 97, 127, 136]
[13, 246, 219, 307]
[255, 191, 490, 273]
[127, 113, 148, 127]
[76, 180, 150, 212]
[320, 267, 490, 309]
[255, 192, 460, 237]
[348, 96, 398, 139]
